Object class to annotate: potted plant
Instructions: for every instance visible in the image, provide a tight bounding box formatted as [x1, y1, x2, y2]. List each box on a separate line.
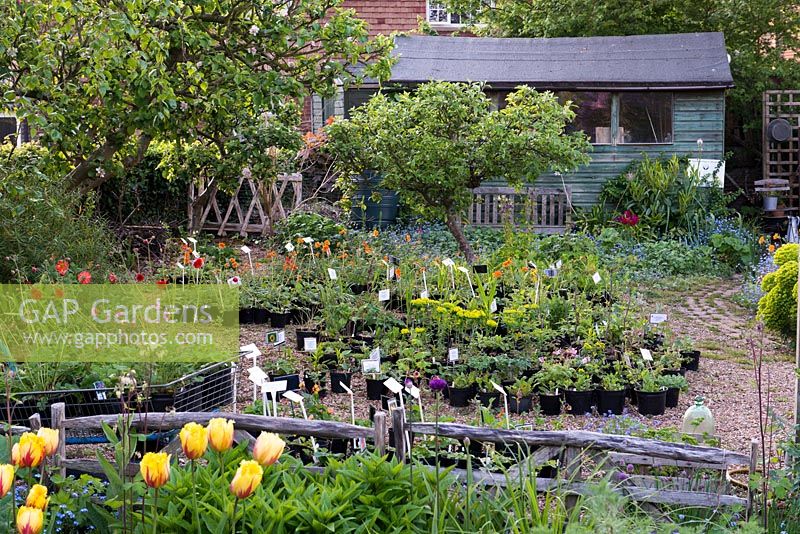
[303, 348, 328, 397]
[364, 369, 387, 400]
[238, 281, 257, 324]
[596, 363, 626, 415]
[564, 367, 594, 415]
[507, 376, 534, 414]
[534, 362, 571, 416]
[657, 346, 686, 375]
[448, 370, 476, 408]
[635, 369, 667, 416]
[676, 337, 701, 372]
[657, 374, 689, 408]
[267, 349, 300, 391]
[329, 344, 355, 394]
[475, 374, 501, 409]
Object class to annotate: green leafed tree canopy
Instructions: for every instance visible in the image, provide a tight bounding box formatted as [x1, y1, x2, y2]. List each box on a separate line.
[0, 0, 393, 193]
[445, 0, 800, 151]
[325, 82, 590, 262]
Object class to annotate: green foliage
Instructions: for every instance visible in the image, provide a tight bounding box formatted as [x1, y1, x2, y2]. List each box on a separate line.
[709, 232, 754, 271]
[326, 81, 590, 261]
[0, 143, 124, 282]
[276, 212, 345, 246]
[758, 247, 798, 337]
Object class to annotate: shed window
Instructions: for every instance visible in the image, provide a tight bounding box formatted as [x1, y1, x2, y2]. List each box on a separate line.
[0, 117, 17, 145]
[558, 92, 613, 144]
[427, 2, 470, 25]
[618, 93, 673, 144]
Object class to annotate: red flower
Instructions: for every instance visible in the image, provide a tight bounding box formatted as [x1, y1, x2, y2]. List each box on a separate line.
[135, 273, 145, 282]
[108, 273, 118, 284]
[616, 210, 639, 226]
[77, 271, 92, 284]
[156, 279, 168, 285]
[192, 257, 205, 269]
[55, 260, 69, 276]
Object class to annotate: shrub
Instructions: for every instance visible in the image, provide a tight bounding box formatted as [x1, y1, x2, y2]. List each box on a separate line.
[758, 244, 798, 337]
[275, 212, 345, 245]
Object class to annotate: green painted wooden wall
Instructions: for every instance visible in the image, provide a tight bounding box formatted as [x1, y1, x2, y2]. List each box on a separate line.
[534, 90, 726, 208]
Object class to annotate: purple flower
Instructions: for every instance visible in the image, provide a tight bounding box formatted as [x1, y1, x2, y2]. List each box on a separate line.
[404, 378, 414, 388]
[429, 376, 447, 392]
[626, 463, 635, 474]
[615, 471, 628, 481]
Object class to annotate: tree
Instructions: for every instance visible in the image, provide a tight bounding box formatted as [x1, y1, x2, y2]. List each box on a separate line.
[325, 82, 590, 262]
[446, 0, 800, 153]
[0, 0, 393, 193]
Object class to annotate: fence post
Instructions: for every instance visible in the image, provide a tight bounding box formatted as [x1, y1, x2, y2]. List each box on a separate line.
[51, 402, 66, 478]
[391, 407, 406, 463]
[28, 414, 41, 431]
[373, 411, 386, 457]
[562, 446, 580, 512]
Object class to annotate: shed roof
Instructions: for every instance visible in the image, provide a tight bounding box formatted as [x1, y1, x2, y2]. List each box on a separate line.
[388, 33, 734, 89]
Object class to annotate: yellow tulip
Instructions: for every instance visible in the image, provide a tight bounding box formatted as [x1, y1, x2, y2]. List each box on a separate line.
[140, 452, 170, 489]
[12, 433, 45, 468]
[25, 484, 48, 510]
[0, 464, 14, 497]
[36, 428, 59, 457]
[16, 506, 43, 534]
[229, 460, 262, 499]
[207, 418, 234, 452]
[179, 422, 208, 460]
[252, 432, 285, 467]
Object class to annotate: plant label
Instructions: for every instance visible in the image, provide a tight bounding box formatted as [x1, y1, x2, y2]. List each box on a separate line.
[240, 245, 251, 254]
[491, 381, 506, 394]
[490, 299, 498, 313]
[457, 266, 469, 275]
[327, 268, 338, 280]
[594, 323, 601, 337]
[302, 237, 313, 244]
[247, 367, 268, 386]
[369, 347, 381, 361]
[283, 390, 303, 403]
[176, 262, 185, 270]
[640, 348, 653, 362]
[339, 382, 353, 395]
[285, 242, 295, 252]
[262, 380, 287, 394]
[442, 258, 455, 267]
[556, 260, 563, 269]
[448, 347, 459, 362]
[383, 377, 404, 394]
[386, 265, 394, 280]
[405, 385, 420, 399]
[420, 290, 430, 299]
[386, 399, 398, 411]
[378, 289, 391, 302]
[649, 313, 668, 324]
[192, 250, 200, 259]
[227, 276, 241, 286]
[93, 381, 107, 401]
[544, 268, 557, 278]
[265, 330, 285, 346]
[187, 237, 197, 249]
[592, 272, 602, 284]
[303, 336, 318, 352]
[240, 343, 262, 359]
[361, 359, 380, 373]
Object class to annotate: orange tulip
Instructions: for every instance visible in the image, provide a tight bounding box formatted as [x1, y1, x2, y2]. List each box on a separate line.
[16, 506, 43, 534]
[252, 432, 285, 467]
[25, 484, 48, 510]
[36, 428, 58, 457]
[229, 460, 263, 499]
[0, 464, 14, 498]
[12, 433, 45, 468]
[140, 452, 170, 489]
[179, 422, 208, 460]
[207, 418, 234, 452]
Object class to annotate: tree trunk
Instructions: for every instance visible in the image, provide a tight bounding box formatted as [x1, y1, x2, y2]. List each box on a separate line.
[444, 210, 475, 264]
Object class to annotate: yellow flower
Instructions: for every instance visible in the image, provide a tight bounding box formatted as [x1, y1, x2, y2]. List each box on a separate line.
[25, 484, 48, 510]
[773, 233, 780, 240]
[400, 328, 410, 334]
[759, 235, 766, 245]
[338, 228, 347, 235]
[179, 422, 208, 460]
[229, 460, 263, 499]
[16, 506, 43, 534]
[0, 464, 14, 498]
[12, 433, 45, 468]
[486, 319, 498, 328]
[140, 452, 170, 489]
[372, 229, 379, 237]
[207, 418, 234, 452]
[36, 428, 58, 457]
[252, 432, 285, 467]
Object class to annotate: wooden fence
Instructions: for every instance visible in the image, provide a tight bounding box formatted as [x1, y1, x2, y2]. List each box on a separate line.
[469, 186, 572, 232]
[188, 173, 302, 236]
[33, 403, 754, 513]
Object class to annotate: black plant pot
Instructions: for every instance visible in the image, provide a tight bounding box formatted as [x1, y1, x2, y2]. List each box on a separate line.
[473, 264, 488, 274]
[330, 371, 353, 394]
[539, 393, 562, 416]
[596, 389, 626, 416]
[665, 387, 680, 408]
[269, 373, 300, 391]
[477, 391, 501, 409]
[626, 385, 638, 406]
[239, 308, 255, 324]
[296, 330, 319, 351]
[253, 308, 269, 324]
[662, 368, 687, 377]
[350, 283, 368, 295]
[366, 378, 386, 401]
[269, 311, 291, 328]
[448, 385, 475, 407]
[681, 350, 701, 372]
[509, 395, 533, 414]
[636, 390, 667, 416]
[303, 374, 327, 397]
[565, 389, 594, 415]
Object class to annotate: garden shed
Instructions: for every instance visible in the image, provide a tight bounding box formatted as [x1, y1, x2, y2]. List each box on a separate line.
[331, 32, 733, 209]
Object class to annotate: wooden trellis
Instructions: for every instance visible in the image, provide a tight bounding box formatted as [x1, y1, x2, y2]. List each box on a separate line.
[763, 90, 800, 209]
[188, 173, 302, 236]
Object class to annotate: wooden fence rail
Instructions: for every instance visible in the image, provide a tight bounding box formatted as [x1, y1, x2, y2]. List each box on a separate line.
[469, 186, 572, 232]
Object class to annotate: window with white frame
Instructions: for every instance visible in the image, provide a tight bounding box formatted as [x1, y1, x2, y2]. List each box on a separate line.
[427, 2, 469, 25]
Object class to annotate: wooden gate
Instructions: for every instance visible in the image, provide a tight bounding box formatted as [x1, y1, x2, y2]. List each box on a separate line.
[188, 173, 302, 236]
[763, 90, 800, 209]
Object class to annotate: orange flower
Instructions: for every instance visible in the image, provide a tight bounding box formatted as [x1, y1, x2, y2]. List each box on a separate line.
[338, 228, 347, 235]
[325, 116, 336, 126]
[183, 251, 191, 265]
[394, 267, 401, 279]
[521, 266, 529, 272]
[322, 240, 331, 255]
[55, 260, 69, 276]
[218, 242, 226, 249]
[230, 258, 239, 269]
[265, 250, 277, 259]
[492, 270, 503, 279]
[372, 229, 379, 238]
[363, 242, 372, 254]
[768, 244, 776, 253]
[502, 258, 512, 268]
[314, 241, 321, 249]
[404, 234, 411, 243]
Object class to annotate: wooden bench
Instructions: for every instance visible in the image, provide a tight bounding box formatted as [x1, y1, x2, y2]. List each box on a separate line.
[469, 186, 572, 233]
